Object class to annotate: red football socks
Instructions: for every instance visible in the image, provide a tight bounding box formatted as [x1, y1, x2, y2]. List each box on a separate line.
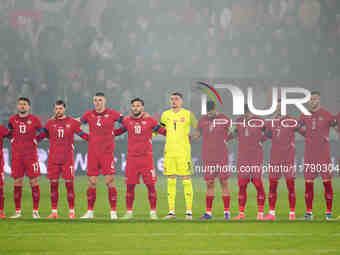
[222, 195, 230, 212]
[87, 187, 96, 211]
[305, 182, 314, 213]
[31, 185, 40, 211]
[238, 184, 247, 213]
[206, 195, 214, 213]
[323, 181, 333, 213]
[14, 185, 22, 211]
[146, 183, 157, 211]
[108, 186, 117, 211]
[286, 179, 296, 212]
[253, 178, 265, 213]
[50, 182, 59, 210]
[0, 186, 4, 211]
[65, 182, 75, 210]
[126, 184, 136, 211]
[268, 180, 278, 211]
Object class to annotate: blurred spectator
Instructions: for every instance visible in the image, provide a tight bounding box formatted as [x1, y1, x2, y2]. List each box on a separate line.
[67, 79, 90, 117]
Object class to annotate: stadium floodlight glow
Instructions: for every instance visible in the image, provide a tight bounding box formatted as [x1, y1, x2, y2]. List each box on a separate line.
[200, 84, 312, 116]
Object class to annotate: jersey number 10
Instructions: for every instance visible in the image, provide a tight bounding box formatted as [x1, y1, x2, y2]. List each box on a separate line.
[134, 125, 141, 134]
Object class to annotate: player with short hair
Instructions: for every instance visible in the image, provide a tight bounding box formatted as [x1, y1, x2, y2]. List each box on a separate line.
[80, 92, 123, 219]
[263, 101, 302, 221]
[114, 98, 166, 220]
[8, 97, 43, 219]
[161, 92, 197, 220]
[193, 101, 232, 220]
[299, 91, 336, 220]
[228, 105, 266, 220]
[37, 100, 88, 219]
[0, 125, 9, 219]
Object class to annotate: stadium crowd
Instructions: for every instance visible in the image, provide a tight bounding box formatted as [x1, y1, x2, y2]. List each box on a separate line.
[0, 0, 340, 124]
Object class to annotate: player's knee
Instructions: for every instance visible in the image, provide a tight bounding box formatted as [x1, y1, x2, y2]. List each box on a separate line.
[88, 177, 97, 187]
[105, 176, 114, 187]
[14, 178, 23, 186]
[29, 178, 39, 186]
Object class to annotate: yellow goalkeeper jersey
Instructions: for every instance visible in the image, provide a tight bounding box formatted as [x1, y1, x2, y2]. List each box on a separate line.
[160, 108, 197, 158]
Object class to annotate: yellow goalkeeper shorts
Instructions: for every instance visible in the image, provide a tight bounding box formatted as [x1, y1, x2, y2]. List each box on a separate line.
[163, 156, 192, 176]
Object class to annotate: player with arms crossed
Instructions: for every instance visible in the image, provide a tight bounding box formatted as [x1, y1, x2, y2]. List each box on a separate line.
[193, 101, 232, 220]
[0, 124, 9, 218]
[38, 100, 89, 219]
[80, 92, 123, 219]
[263, 101, 303, 221]
[8, 97, 43, 218]
[228, 105, 266, 220]
[299, 91, 336, 220]
[114, 98, 166, 220]
[161, 92, 197, 220]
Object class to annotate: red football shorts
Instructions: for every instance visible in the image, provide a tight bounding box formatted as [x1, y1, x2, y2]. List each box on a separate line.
[11, 155, 40, 179]
[47, 157, 75, 180]
[87, 151, 115, 176]
[125, 155, 156, 185]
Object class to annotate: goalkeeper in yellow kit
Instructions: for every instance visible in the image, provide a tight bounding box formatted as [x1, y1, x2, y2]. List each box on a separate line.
[160, 92, 197, 220]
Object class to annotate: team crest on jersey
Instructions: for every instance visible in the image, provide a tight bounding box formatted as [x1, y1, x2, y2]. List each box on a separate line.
[319, 117, 323, 121]
[180, 117, 185, 122]
[141, 121, 147, 125]
[66, 124, 71, 128]
[104, 114, 109, 118]
[27, 120, 32, 125]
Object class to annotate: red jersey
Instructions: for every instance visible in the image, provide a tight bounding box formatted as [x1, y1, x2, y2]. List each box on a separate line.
[0, 125, 9, 168]
[81, 109, 122, 153]
[38, 117, 88, 164]
[197, 113, 231, 162]
[8, 114, 43, 157]
[235, 116, 266, 163]
[266, 115, 298, 162]
[299, 108, 335, 161]
[120, 114, 163, 157]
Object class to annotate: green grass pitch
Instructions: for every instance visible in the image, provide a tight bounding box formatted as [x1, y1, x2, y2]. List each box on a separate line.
[0, 176, 339, 255]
